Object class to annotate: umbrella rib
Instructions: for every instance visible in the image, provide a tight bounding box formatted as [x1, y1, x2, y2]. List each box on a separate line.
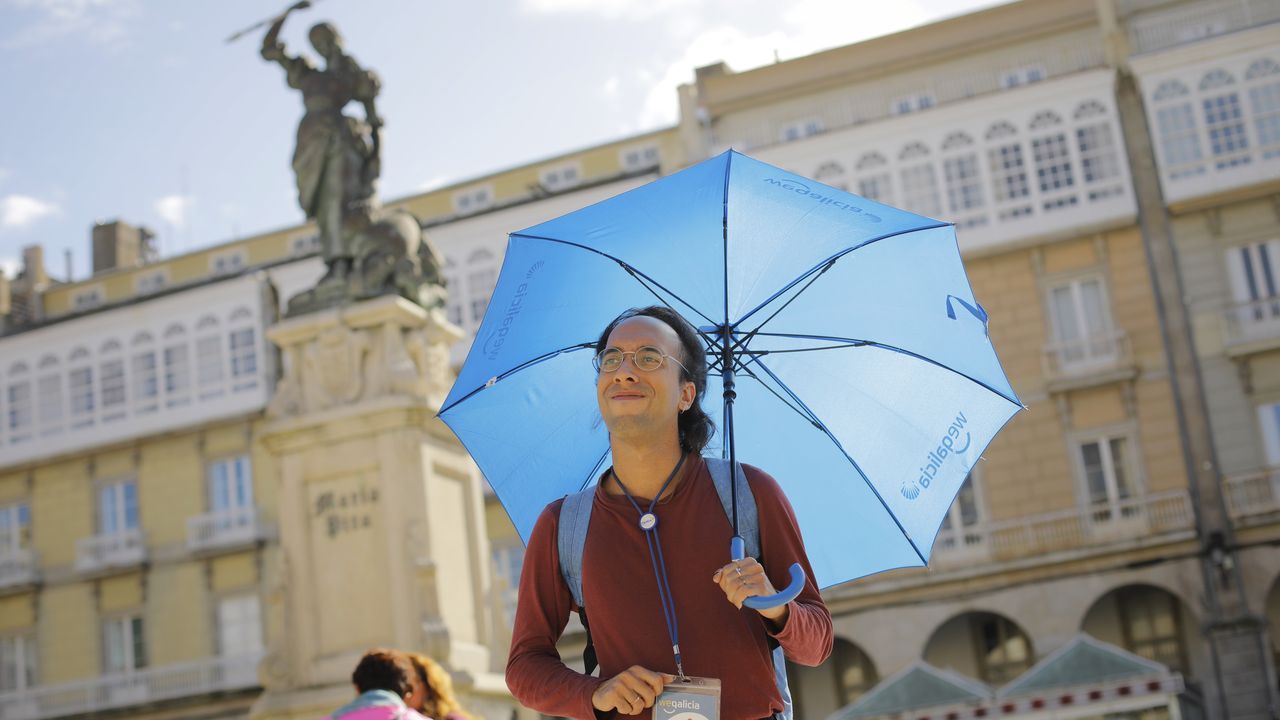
[730, 221, 951, 331]
[747, 355, 930, 566]
[509, 232, 717, 327]
[734, 360, 825, 430]
[731, 258, 837, 355]
[437, 341, 596, 416]
[750, 331, 1022, 409]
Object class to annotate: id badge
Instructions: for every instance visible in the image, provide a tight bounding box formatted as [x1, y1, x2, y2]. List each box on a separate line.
[653, 676, 721, 720]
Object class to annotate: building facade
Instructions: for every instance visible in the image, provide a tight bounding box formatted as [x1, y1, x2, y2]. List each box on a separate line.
[1, 1, 1279, 719]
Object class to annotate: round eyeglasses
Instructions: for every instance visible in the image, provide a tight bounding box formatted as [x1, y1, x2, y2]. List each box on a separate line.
[593, 346, 688, 374]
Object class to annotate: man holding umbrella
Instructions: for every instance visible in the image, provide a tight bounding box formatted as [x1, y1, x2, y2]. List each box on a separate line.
[506, 306, 833, 719]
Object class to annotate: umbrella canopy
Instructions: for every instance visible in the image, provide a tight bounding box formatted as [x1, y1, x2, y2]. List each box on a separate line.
[440, 150, 1021, 590]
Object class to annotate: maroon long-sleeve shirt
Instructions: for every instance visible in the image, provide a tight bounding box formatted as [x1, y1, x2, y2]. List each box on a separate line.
[506, 457, 833, 720]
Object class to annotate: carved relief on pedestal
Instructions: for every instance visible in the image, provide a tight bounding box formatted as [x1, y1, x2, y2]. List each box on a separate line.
[267, 297, 462, 418]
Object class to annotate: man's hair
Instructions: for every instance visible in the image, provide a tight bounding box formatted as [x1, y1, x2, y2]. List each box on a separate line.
[595, 306, 715, 455]
[351, 648, 415, 697]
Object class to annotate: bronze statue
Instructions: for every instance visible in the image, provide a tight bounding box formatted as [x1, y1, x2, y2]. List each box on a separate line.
[252, 1, 446, 314]
[262, 1, 379, 283]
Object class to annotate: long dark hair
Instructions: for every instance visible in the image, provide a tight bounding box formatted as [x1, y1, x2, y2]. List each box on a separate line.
[595, 306, 716, 455]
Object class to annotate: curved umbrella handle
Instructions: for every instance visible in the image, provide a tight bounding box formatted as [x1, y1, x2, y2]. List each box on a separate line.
[730, 536, 806, 610]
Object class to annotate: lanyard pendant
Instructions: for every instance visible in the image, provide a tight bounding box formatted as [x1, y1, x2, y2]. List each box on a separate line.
[639, 512, 657, 531]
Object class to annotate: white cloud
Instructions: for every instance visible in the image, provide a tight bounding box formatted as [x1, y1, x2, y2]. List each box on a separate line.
[602, 75, 620, 99]
[155, 194, 193, 227]
[0, 194, 59, 230]
[3, 0, 138, 49]
[0, 257, 20, 279]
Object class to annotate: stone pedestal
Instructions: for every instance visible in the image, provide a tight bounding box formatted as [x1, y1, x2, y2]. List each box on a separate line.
[250, 296, 514, 720]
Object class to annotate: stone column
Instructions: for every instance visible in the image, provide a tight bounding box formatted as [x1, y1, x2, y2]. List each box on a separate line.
[250, 295, 514, 720]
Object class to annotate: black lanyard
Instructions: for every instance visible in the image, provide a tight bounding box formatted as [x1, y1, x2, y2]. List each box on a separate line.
[611, 452, 688, 680]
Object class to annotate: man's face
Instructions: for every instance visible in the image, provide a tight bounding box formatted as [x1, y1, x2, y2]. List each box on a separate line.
[596, 316, 696, 442]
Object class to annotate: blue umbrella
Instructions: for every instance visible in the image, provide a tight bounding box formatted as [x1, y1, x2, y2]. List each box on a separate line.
[440, 150, 1022, 603]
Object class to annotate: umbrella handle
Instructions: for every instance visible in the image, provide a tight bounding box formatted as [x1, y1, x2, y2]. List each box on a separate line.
[730, 536, 806, 610]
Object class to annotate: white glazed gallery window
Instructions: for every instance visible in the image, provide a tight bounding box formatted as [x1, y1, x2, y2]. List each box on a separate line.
[217, 594, 263, 656]
[37, 360, 63, 436]
[1078, 434, 1139, 523]
[1030, 112, 1077, 212]
[0, 502, 31, 553]
[1247, 59, 1280, 159]
[102, 616, 147, 674]
[195, 317, 225, 399]
[855, 152, 894, 204]
[940, 133, 986, 227]
[209, 456, 254, 514]
[131, 333, 159, 414]
[1200, 69, 1250, 170]
[98, 480, 139, 536]
[985, 122, 1032, 221]
[1074, 102, 1123, 201]
[467, 250, 498, 324]
[0, 633, 37, 693]
[897, 143, 941, 217]
[99, 357, 127, 422]
[1151, 80, 1205, 179]
[163, 325, 191, 408]
[7, 376, 32, 443]
[229, 327, 258, 390]
[68, 357, 95, 430]
[1047, 277, 1116, 371]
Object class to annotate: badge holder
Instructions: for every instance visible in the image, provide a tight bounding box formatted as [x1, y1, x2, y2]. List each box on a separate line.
[653, 676, 721, 720]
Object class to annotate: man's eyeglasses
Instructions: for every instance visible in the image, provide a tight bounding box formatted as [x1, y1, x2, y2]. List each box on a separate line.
[593, 346, 688, 374]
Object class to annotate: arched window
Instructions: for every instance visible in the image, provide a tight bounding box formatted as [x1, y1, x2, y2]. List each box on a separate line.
[1151, 80, 1205, 179]
[1029, 110, 1077, 212]
[940, 132, 985, 223]
[98, 338, 127, 423]
[1247, 58, 1280, 159]
[924, 611, 1033, 684]
[897, 142, 941, 217]
[163, 323, 191, 408]
[195, 315, 225, 399]
[1073, 101, 1122, 200]
[36, 355, 62, 436]
[132, 331, 159, 414]
[814, 161, 847, 191]
[467, 249, 498, 325]
[6, 361, 32, 444]
[787, 638, 879, 719]
[1082, 584, 1192, 674]
[67, 346, 95, 429]
[1200, 69, 1250, 169]
[855, 152, 893, 204]
[227, 307, 259, 392]
[985, 122, 1032, 220]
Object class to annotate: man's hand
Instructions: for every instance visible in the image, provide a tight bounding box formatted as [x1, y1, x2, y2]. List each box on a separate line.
[591, 665, 672, 716]
[713, 558, 789, 625]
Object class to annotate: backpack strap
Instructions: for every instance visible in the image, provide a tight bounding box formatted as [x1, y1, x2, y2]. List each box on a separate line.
[557, 487, 595, 609]
[705, 457, 759, 559]
[556, 486, 597, 674]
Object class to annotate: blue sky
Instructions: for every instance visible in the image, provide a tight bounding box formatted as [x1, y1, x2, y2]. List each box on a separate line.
[0, 0, 999, 281]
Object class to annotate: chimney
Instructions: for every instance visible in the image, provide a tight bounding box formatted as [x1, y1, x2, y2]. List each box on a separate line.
[22, 245, 47, 287]
[92, 220, 153, 274]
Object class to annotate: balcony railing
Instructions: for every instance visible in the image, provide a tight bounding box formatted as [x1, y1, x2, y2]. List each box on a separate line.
[1221, 297, 1280, 351]
[0, 652, 263, 720]
[74, 529, 146, 574]
[931, 490, 1193, 567]
[187, 506, 266, 553]
[1225, 468, 1280, 524]
[1127, 0, 1280, 55]
[0, 547, 38, 590]
[1042, 330, 1134, 385]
